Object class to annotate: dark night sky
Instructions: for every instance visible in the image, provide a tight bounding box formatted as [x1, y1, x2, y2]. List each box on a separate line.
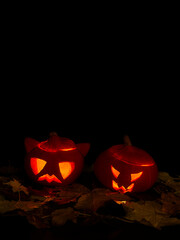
[2, 75, 179, 176]
[1, 18, 179, 175]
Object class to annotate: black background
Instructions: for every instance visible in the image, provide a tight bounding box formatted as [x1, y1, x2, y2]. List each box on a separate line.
[2, 74, 179, 176]
[1, 30, 179, 176]
[0, 0, 179, 178]
[1, 11, 179, 177]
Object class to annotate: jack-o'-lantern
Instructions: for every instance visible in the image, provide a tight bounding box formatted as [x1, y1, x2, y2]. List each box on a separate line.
[94, 137, 158, 193]
[24, 133, 90, 186]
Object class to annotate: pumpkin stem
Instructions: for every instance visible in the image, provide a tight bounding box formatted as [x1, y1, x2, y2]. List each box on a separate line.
[123, 135, 132, 146]
[48, 132, 60, 151]
[48, 133, 61, 150]
[49, 132, 58, 137]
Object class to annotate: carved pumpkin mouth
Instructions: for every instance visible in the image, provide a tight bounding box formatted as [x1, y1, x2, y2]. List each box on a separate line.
[111, 165, 143, 193]
[112, 180, 134, 193]
[38, 174, 62, 183]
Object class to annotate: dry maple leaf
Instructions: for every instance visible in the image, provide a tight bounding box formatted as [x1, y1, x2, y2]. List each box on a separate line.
[0, 197, 53, 214]
[161, 192, 180, 216]
[51, 207, 77, 226]
[75, 188, 129, 212]
[16, 197, 53, 212]
[123, 200, 180, 229]
[0, 200, 17, 214]
[158, 172, 180, 195]
[4, 179, 29, 195]
[75, 188, 110, 212]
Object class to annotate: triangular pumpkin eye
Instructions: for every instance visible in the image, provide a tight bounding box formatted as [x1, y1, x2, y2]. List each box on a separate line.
[131, 171, 143, 182]
[111, 165, 120, 178]
[30, 158, 47, 175]
[59, 162, 75, 179]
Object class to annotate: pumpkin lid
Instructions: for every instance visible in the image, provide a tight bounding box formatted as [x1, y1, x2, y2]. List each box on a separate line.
[109, 144, 155, 166]
[38, 133, 76, 152]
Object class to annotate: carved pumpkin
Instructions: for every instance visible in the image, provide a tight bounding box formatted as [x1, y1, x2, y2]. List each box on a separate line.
[94, 143, 158, 193]
[24, 133, 90, 186]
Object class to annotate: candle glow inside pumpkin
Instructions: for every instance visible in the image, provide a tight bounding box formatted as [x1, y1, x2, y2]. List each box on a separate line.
[94, 144, 158, 193]
[24, 134, 90, 186]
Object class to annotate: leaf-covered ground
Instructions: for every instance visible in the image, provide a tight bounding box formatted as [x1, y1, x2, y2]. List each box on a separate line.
[0, 171, 180, 230]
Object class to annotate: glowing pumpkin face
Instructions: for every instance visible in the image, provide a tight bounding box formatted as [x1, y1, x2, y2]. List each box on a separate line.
[94, 145, 158, 193]
[24, 134, 90, 186]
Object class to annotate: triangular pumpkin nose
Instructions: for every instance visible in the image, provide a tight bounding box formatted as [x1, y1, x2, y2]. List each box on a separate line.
[118, 172, 131, 188]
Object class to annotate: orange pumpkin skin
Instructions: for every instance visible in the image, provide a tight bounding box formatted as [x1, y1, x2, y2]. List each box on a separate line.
[94, 145, 158, 193]
[24, 135, 90, 186]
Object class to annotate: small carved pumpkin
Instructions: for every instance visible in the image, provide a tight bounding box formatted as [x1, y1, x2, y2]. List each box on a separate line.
[94, 143, 158, 193]
[24, 133, 90, 186]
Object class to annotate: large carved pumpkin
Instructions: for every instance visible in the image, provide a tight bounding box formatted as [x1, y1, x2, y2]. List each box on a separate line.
[24, 133, 90, 186]
[94, 143, 158, 193]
